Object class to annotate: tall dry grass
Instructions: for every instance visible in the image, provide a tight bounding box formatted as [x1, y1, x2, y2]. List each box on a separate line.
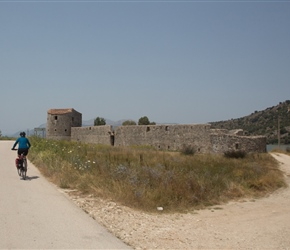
[28, 137, 286, 212]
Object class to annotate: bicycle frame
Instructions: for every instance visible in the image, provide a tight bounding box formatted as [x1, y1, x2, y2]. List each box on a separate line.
[18, 154, 27, 179]
[13, 150, 28, 180]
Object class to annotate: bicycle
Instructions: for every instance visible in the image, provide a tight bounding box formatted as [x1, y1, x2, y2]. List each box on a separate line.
[12, 149, 28, 180]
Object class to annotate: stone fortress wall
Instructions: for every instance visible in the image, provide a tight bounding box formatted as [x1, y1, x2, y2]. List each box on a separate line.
[72, 125, 114, 146]
[46, 109, 267, 154]
[113, 124, 212, 153]
[210, 129, 266, 153]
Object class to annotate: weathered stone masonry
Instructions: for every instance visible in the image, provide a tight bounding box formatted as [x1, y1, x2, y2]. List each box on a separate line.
[46, 109, 82, 141]
[72, 125, 114, 146]
[46, 108, 267, 154]
[210, 129, 266, 153]
[114, 124, 212, 153]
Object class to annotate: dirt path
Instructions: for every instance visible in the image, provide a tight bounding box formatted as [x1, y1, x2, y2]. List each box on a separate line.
[65, 153, 290, 249]
[0, 141, 131, 249]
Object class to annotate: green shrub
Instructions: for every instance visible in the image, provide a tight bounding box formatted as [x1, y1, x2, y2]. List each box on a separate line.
[122, 120, 137, 126]
[224, 150, 247, 159]
[180, 145, 196, 155]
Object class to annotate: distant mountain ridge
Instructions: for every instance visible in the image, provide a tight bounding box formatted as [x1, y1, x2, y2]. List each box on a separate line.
[209, 100, 290, 144]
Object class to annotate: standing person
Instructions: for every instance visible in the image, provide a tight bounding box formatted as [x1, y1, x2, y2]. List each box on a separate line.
[11, 132, 31, 156]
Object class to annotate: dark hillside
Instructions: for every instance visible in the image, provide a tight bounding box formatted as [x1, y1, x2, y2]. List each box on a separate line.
[210, 100, 290, 144]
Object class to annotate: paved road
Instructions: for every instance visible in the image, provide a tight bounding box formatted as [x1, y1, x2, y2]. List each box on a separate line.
[0, 141, 131, 249]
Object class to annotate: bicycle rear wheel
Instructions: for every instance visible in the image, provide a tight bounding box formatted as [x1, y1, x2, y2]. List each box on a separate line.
[21, 159, 27, 180]
[17, 167, 21, 176]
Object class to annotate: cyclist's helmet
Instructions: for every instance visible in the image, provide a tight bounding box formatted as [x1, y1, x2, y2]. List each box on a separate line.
[20, 132, 26, 137]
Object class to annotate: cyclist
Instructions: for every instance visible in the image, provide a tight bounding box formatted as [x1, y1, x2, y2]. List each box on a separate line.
[11, 132, 31, 156]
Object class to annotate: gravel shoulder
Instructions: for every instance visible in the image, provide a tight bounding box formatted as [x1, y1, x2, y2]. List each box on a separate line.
[62, 153, 290, 249]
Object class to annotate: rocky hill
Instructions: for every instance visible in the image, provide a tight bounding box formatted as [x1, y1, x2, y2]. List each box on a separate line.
[210, 100, 290, 145]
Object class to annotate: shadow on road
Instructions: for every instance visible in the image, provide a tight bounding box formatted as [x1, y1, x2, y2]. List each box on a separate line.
[24, 176, 40, 181]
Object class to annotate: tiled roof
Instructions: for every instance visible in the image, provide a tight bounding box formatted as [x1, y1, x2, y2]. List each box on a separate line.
[47, 108, 74, 115]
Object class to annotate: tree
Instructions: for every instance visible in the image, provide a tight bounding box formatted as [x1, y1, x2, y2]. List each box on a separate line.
[0, 130, 2, 137]
[94, 117, 106, 126]
[138, 116, 150, 125]
[122, 120, 137, 126]
[138, 116, 156, 125]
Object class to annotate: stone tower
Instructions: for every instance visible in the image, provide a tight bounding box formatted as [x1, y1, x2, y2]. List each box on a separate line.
[46, 108, 82, 140]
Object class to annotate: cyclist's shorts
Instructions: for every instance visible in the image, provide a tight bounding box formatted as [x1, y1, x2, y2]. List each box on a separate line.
[18, 148, 29, 156]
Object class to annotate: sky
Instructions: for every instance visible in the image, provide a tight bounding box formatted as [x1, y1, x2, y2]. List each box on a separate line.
[1, 0, 290, 135]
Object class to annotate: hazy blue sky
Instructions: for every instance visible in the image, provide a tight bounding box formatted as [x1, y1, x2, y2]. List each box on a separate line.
[1, 0, 290, 135]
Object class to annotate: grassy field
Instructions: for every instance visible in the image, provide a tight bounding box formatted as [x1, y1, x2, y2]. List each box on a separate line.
[28, 136, 286, 213]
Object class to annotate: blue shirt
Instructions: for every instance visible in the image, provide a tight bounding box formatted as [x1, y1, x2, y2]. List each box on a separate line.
[13, 137, 31, 149]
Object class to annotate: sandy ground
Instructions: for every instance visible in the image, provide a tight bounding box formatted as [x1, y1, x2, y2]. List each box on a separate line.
[62, 153, 290, 249]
